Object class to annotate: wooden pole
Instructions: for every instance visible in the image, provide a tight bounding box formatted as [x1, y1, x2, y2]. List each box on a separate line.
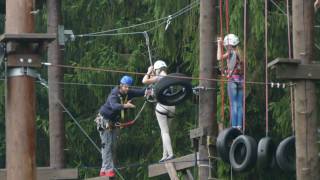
[199, 0, 218, 179]
[5, 0, 36, 180]
[292, 1, 319, 179]
[47, 0, 65, 168]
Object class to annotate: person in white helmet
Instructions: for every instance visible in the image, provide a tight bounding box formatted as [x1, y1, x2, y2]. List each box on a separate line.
[217, 34, 244, 130]
[142, 60, 176, 162]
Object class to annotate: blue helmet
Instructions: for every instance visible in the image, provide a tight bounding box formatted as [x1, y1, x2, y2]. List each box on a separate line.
[120, 75, 133, 86]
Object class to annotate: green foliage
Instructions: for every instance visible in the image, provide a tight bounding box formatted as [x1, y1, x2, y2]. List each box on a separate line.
[0, 1, 319, 180]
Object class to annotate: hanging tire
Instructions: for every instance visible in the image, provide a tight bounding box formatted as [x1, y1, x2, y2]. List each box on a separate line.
[276, 136, 295, 171]
[154, 73, 192, 106]
[257, 137, 275, 169]
[217, 127, 242, 164]
[229, 135, 257, 172]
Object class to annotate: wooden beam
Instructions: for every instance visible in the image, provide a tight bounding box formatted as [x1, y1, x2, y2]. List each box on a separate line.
[0, 33, 56, 42]
[0, 167, 78, 180]
[148, 153, 198, 177]
[165, 162, 179, 180]
[268, 58, 320, 80]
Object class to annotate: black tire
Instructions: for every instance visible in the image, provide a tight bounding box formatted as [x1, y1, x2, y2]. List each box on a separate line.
[276, 136, 295, 172]
[217, 127, 242, 164]
[154, 73, 192, 106]
[257, 137, 275, 169]
[229, 135, 257, 172]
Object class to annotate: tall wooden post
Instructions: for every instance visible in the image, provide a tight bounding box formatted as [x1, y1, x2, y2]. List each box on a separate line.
[5, 0, 36, 180]
[292, 1, 319, 179]
[47, 0, 65, 168]
[199, 0, 218, 179]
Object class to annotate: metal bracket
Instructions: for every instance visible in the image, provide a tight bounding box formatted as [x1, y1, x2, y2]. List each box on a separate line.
[58, 25, 75, 46]
[7, 67, 38, 78]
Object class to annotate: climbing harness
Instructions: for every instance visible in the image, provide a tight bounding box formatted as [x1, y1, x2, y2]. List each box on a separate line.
[114, 100, 148, 128]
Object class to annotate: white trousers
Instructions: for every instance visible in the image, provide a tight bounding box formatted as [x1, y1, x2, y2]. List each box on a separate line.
[155, 103, 175, 158]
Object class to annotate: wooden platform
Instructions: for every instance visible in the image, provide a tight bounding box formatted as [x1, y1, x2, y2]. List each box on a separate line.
[148, 153, 197, 177]
[0, 167, 78, 180]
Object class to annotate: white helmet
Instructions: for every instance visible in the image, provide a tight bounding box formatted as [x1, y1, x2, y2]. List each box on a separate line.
[223, 34, 240, 46]
[154, 60, 167, 70]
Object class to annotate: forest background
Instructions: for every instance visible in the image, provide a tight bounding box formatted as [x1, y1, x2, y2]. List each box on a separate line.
[0, 0, 319, 179]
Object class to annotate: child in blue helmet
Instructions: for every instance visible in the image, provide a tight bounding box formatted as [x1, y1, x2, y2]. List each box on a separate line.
[96, 75, 146, 177]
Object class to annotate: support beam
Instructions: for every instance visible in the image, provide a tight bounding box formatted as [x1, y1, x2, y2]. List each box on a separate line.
[292, 1, 319, 179]
[0, 167, 78, 180]
[47, 0, 65, 169]
[165, 162, 179, 180]
[5, 0, 36, 180]
[148, 153, 198, 177]
[199, 0, 218, 179]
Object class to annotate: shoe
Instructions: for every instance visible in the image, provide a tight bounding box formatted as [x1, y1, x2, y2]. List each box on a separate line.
[99, 170, 106, 176]
[106, 169, 115, 177]
[166, 155, 175, 161]
[159, 156, 168, 163]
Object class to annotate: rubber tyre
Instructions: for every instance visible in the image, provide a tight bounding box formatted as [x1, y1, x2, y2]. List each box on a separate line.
[216, 127, 242, 164]
[154, 73, 192, 106]
[257, 137, 275, 169]
[229, 135, 257, 172]
[276, 136, 295, 171]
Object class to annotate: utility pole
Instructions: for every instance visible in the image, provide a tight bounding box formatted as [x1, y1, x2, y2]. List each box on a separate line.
[47, 0, 65, 168]
[5, 0, 36, 179]
[199, 0, 218, 179]
[292, 1, 320, 179]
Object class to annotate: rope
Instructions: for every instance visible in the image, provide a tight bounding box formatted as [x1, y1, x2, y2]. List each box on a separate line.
[243, 0, 247, 134]
[76, 0, 200, 37]
[265, 0, 269, 137]
[143, 31, 153, 66]
[286, 0, 295, 135]
[286, 0, 292, 59]
[115, 100, 147, 128]
[219, 0, 225, 128]
[42, 63, 291, 86]
[225, 0, 230, 33]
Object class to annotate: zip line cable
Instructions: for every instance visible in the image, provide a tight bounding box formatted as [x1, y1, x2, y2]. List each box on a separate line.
[42, 61, 290, 86]
[76, 0, 199, 37]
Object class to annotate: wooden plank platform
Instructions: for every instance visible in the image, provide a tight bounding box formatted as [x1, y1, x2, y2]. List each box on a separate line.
[148, 153, 198, 177]
[0, 167, 78, 180]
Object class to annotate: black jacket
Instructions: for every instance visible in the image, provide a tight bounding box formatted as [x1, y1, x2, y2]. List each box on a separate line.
[99, 87, 145, 122]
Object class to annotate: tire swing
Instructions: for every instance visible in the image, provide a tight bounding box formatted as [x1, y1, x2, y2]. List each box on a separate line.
[276, 136, 295, 172]
[229, 135, 257, 172]
[216, 127, 242, 163]
[154, 73, 192, 106]
[257, 137, 275, 169]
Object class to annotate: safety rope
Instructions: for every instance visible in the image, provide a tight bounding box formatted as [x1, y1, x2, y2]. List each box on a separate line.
[115, 100, 148, 128]
[42, 63, 290, 86]
[265, 0, 269, 137]
[243, 0, 247, 134]
[76, 0, 200, 38]
[143, 31, 153, 66]
[286, 0, 295, 135]
[219, 0, 226, 128]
